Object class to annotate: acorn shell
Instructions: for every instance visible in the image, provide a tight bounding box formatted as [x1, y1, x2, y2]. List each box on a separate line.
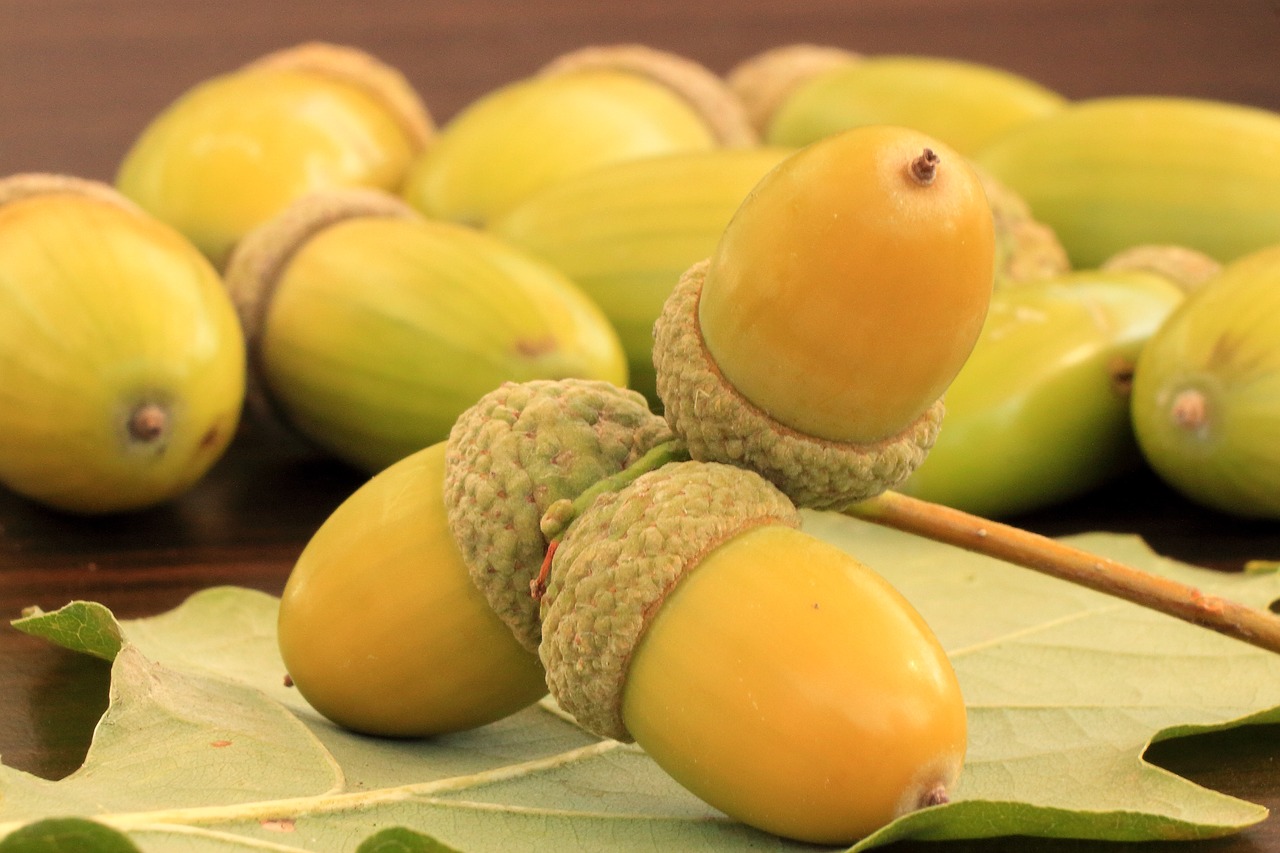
[401, 45, 753, 227]
[277, 441, 547, 737]
[225, 189, 628, 473]
[0, 174, 245, 514]
[766, 54, 1065, 155]
[900, 269, 1186, 517]
[1130, 244, 1280, 518]
[116, 42, 433, 268]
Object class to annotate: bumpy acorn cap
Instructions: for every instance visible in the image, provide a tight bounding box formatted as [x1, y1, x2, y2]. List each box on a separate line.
[244, 41, 436, 153]
[1101, 244, 1223, 294]
[222, 187, 419, 426]
[653, 259, 944, 510]
[974, 166, 1070, 286]
[538, 44, 758, 148]
[0, 172, 142, 213]
[723, 43, 861, 137]
[539, 460, 801, 741]
[445, 378, 674, 653]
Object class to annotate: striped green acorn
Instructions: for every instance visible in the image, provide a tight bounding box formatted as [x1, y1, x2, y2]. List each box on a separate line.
[764, 54, 1066, 156]
[402, 44, 755, 227]
[225, 189, 627, 473]
[1131, 244, 1280, 518]
[490, 147, 792, 404]
[900, 268, 1185, 518]
[976, 97, 1280, 267]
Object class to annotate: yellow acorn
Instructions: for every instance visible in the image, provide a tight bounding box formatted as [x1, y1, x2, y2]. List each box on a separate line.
[900, 268, 1185, 517]
[540, 460, 966, 844]
[490, 146, 792, 404]
[976, 96, 1280, 266]
[0, 174, 245, 514]
[278, 441, 547, 737]
[723, 43, 862, 137]
[401, 44, 756, 227]
[751, 51, 1066, 156]
[224, 188, 627, 473]
[654, 125, 995, 508]
[116, 42, 434, 269]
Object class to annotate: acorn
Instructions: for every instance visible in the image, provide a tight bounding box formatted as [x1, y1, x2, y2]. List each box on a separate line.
[400, 44, 756, 227]
[539, 460, 967, 844]
[444, 378, 675, 652]
[899, 268, 1185, 518]
[277, 440, 547, 737]
[224, 188, 627, 473]
[0, 174, 245, 514]
[741, 50, 1065, 156]
[1101, 243, 1223, 294]
[653, 125, 995, 509]
[490, 146, 792, 405]
[116, 42, 434, 268]
[1130, 243, 1280, 518]
[975, 96, 1280, 266]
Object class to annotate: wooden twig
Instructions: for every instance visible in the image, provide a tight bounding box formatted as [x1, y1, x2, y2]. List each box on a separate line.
[846, 490, 1280, 655]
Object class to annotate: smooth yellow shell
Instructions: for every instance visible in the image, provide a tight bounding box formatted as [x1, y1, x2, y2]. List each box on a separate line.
[623, 524, 966, 845]
[117, 66, 421, 268]
[0, 193, 244, 513]
[277, 441, 547, 736]
[699, 125, 994, 444]
[402, 69, 719, 226]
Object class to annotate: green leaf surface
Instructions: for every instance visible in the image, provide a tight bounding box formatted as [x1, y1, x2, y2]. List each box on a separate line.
[4, 515, 1279, 852]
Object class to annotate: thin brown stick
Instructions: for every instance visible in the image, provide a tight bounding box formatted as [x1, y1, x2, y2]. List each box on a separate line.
[846, 490, 1280, 655]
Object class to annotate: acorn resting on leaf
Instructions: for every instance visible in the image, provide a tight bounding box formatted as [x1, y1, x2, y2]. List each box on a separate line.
[654, 124, 996, 508]
[0, 174, 245, 514]
[539, 460, 967, 845]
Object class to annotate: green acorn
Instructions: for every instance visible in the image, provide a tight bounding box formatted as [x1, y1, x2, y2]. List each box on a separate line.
[1130, 243, 1280, 518]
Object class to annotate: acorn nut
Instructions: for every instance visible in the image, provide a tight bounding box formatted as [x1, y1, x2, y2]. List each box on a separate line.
[1130, 244, 1280, 518]
[224, 189, 627, 472]
[116, 42, 433, 268]
[0, 174, 244, 514]
[444, 378, 675, 652]
[654, 125, 996, 509]
[401, 44, 755, 226]
[539, 460, 967, 844]
[277, 441, 546, 737]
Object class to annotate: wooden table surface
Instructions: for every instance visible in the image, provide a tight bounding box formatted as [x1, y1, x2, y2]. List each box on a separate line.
[2, 2, 1280, 851]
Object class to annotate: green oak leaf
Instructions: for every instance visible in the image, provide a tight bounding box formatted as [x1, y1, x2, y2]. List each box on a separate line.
[3, 516, 1279, 852]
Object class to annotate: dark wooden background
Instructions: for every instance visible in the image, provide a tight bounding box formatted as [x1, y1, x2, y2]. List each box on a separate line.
[2, 1, 1280, 851]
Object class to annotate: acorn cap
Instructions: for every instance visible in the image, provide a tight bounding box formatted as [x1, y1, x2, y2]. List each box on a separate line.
[0, 173, 142, 213]
[723, 43, 860, 137]
[444, 378, 674, 653]
[539, 44, 758, 148]
[221, 187, 419, 427]
[244, 41, 436, 153]
[974, 166, 1070, 286]
[1101, 244, 1223, 293]
[539, 460, 800, 741]
[653, 259, 944, 510]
